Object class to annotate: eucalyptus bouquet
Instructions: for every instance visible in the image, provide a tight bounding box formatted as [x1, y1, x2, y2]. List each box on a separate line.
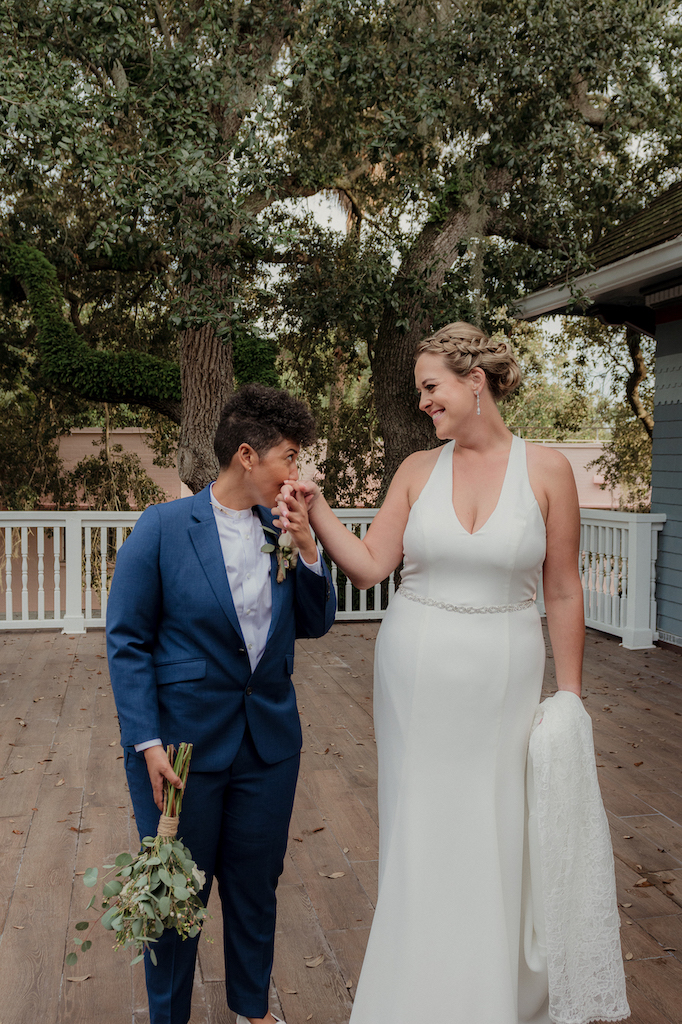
[68, 742, 207, 968]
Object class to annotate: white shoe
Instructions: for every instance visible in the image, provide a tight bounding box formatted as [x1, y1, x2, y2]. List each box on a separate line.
[236, 1016, 285, 1024]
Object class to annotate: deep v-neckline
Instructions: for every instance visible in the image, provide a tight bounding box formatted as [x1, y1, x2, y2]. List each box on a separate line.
[449, 436, 517, 536]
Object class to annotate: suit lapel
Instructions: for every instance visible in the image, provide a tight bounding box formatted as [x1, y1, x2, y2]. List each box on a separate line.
[189, 486, 245, 643]
[254, 505, 285, 644]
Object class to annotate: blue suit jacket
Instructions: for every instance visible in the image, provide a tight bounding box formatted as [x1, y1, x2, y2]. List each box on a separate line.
[106, 485, 336, 770]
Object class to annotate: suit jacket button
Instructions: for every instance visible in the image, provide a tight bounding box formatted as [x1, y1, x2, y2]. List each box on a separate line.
[245, 686, 253, 696]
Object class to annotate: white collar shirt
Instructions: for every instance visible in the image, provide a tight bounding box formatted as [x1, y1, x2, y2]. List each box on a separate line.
[210, 484, 272, 673]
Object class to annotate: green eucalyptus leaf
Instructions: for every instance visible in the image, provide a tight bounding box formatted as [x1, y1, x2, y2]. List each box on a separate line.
[66, 952, 78, 966]
[101, 906, 119, 930]
[75, 921, 89, 931]
[130, 953, 145, 966]
[157, 895, 171, 917]
[150, 949, 158, 967]
[81, 940, 92, 953]
[83, 867, 99, 888]
[115, 852, 134, 867]
[260, 543, 275, 553]
[103, 880, 123, 898]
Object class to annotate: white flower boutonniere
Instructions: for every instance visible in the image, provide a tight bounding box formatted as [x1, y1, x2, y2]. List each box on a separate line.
[261, 526, 299, 582]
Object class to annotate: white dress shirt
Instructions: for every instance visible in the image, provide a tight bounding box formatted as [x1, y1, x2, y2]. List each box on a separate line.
[135, 485, 321, 753]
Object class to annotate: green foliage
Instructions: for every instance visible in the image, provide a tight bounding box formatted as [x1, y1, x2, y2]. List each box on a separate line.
[3, 243, 181, 405]
[1, 0, 680, 492]
[589, 403, 653, 512]
[69, 743, 206, 968]
[70, 439, 168, 511]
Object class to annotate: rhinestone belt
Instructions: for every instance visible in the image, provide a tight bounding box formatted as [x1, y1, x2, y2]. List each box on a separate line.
[397, 587, 535, 615]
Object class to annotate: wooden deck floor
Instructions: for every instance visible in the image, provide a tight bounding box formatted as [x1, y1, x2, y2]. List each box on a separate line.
[0, 624, 681, 1024]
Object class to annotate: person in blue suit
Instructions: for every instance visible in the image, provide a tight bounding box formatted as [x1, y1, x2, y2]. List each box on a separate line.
[106, 384, 336, 1024]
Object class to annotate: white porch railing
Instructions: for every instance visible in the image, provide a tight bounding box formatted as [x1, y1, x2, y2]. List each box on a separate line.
[0, 508, 666, 648]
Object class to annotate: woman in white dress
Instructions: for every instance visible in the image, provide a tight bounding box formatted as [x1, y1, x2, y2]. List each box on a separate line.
[276, 322, 625, 1024]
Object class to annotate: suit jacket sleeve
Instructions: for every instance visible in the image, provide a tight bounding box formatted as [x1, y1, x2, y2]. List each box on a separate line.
[106, 506, 164, 748]
[294, 555, 336, 639]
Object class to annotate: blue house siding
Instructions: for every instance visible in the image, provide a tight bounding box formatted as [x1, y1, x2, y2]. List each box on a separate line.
[652, 320, 682, 647]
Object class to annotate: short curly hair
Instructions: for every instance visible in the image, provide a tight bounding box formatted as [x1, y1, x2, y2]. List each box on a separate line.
[214, 383, 317, 467]
[414, 321, 522, 400]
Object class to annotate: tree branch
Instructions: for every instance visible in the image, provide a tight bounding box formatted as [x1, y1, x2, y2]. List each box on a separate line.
[570, 73, 608, 128]
[5, 243, 182, 424]
[625, 326, 654, 439]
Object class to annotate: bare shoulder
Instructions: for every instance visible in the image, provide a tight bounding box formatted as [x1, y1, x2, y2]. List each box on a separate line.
[525, 442, 578, 520]
[525, 441, 573, 476]
[398, 446, 442, 506]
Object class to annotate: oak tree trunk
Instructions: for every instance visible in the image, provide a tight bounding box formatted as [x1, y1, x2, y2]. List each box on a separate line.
[177, 323, 233, 493]
[373, 207, 473, 497]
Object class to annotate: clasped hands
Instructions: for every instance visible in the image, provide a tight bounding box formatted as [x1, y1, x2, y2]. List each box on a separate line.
[272, 479, 321, 565]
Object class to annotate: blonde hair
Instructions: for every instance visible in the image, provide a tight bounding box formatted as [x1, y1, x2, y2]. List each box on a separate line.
[414, 321, 522, 401]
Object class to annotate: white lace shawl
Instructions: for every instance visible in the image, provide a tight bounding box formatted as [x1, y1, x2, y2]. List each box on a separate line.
[526, 691, 630, 1024]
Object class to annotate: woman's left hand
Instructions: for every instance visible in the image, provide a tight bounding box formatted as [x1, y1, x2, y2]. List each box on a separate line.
[273, 483, 318, 564]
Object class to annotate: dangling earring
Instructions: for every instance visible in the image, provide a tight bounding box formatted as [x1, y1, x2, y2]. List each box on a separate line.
[475, 391, 481, 416]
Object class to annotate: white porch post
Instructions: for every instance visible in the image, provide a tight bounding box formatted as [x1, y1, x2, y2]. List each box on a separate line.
[61, 514, 86, 634]
[621, 516, 658, 649]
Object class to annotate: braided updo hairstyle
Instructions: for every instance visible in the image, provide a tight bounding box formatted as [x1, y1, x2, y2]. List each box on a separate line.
[414, 322, 522, 401]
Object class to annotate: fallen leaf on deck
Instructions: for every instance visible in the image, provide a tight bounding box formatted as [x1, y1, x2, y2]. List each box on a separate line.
[307, 1015, 313, 1020]
[634, 762, 643, 767]
[11, 768, 24, 774]
[292, 836, 303, 842]
[55, 779, 65, 786]
[318, 871, 345, 879]
[663, 946, 676, 952]
[624, 953, 633, 961]
[281, 989, 297, 994]
[75, 871, 85, 876]
[634, 877, 651, 887]
[305, 954, 325, 968]
[13, 925, 24, 929]
[346, 980, 353, 988]
[15, 718, 26, 727]
[109, 741, 116, 746]
[67, 975, 92, 983]
[343, 847, 349, 854]
[12, 830, 23, 835]
[621, 903, 632, 908]
[69, 826, 94, 833]
[623, 836, 633, 840]
[302, 827, 325, 835]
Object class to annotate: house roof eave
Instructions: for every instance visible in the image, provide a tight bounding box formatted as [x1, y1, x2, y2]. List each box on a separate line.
[516, 234, 682, 321]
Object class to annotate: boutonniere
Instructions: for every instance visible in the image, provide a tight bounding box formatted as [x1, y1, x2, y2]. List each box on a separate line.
[261, 525, 299, 582]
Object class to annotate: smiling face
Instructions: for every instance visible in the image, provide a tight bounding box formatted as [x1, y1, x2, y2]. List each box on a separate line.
[415, 351, 479, 439]
[250, 437, 300, 507]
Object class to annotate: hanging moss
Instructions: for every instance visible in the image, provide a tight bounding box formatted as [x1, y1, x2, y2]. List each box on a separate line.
[3, 243, 181, 405]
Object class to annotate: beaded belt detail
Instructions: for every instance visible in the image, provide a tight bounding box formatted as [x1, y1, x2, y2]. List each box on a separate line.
[397, 587, 534, 615]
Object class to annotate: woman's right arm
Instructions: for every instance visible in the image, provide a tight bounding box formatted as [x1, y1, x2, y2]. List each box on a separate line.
[286, 455, 421, 590]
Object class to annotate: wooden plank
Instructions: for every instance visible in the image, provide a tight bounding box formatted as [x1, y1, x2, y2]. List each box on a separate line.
[0, 786, 80, 1024]
[272, 883, 353, 1024]
[608, 811, 680, 873]
[0, 813, 31, 933]
[303, 770, 379, 860]
[349, 860, 378, 908]
[625, 981, 681, 1024]
[625, 954, 682, 1024]
[287, 790, 375, 932]
[616, 859, 680, 920]
[325, 926, 370, 999]
[635, 913, 682, 961]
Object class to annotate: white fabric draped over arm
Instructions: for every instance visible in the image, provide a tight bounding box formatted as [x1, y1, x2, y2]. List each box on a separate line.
[527, 690, 630, 1024]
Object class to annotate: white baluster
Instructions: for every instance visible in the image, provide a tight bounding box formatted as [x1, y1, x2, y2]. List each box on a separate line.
[53, 527, 61, 622]
[21, 527, 29, 621]
[99, 526, 108, 620]
[3, 527, 12, 622]
[84, 526, 93, 620]
[37, 527, 45, 620]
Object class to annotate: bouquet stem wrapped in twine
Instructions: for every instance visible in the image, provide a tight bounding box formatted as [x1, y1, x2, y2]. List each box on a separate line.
[69, 742, 207, 969]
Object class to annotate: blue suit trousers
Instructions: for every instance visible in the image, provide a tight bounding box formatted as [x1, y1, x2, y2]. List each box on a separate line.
[125, 729, 300, 1024]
